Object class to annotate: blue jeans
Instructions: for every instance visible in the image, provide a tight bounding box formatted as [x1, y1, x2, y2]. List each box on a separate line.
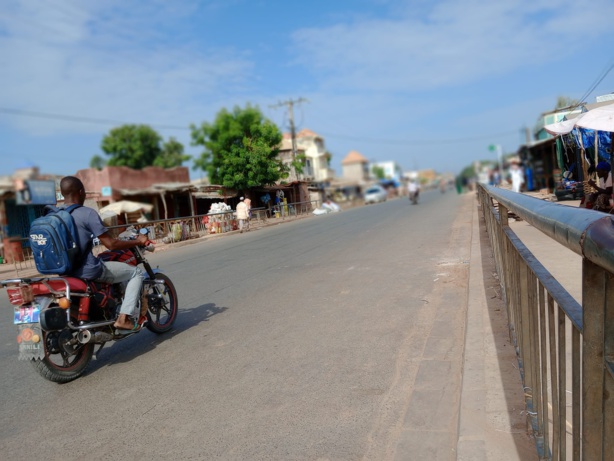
[97, 262, 145, 317]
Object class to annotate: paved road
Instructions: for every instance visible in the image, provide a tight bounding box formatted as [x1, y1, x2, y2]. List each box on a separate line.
[0, 190, 486, 460]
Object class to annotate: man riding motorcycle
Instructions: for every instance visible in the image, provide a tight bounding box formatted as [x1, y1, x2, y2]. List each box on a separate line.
[408, 180, 420, 204]
[59, 176, 148, 332]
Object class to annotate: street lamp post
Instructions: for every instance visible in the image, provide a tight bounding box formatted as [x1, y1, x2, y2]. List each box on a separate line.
[489, 144, 503, 172]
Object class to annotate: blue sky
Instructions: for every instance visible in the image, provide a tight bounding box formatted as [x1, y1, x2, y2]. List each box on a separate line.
[1, 0, 614, 180]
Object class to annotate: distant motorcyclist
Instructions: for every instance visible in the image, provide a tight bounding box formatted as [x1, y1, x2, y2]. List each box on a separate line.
[408, 180, 420, 204]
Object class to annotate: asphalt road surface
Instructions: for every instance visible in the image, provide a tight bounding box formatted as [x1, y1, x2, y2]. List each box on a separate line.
[0, 188, 473, 460]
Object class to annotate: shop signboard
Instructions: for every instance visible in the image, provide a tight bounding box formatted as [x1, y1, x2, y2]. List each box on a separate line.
[15, 180, 57, 205]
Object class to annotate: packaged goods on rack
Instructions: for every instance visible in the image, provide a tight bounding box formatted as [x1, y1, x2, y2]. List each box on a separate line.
[207, 202, 235, 234]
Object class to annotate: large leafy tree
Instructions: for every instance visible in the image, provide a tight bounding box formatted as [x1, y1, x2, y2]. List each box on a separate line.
[191, 104, 286, 190]
[98, 125, 188, 170]
[154, 137, 191, 168]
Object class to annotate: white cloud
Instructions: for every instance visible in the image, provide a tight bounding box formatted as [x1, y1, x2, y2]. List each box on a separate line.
[291, 0, 614, 92]
[0, 0, 253, 135]
[1, 0, 613, 178]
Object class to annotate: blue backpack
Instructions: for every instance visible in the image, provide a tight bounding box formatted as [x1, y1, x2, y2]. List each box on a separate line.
[29, 204, 81, 275]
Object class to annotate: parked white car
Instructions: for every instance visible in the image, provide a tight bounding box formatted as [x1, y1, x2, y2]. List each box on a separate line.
[364, 185, 387, 204]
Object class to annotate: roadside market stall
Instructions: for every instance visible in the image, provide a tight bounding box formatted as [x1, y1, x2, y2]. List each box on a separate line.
[545, 103, 614, 204]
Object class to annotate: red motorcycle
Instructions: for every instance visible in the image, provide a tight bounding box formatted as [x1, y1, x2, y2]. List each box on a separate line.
[1, 228, 178, 383]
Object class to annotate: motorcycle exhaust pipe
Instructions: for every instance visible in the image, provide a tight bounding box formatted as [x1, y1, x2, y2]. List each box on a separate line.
[78, 330, 114, 344]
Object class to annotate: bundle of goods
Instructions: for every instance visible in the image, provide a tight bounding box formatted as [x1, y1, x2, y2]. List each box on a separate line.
[207, 202, 234, 234]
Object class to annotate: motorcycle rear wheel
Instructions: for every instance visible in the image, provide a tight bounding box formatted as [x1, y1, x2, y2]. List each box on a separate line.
[145, 273, 178, 334]
[31, 332, 94, 383]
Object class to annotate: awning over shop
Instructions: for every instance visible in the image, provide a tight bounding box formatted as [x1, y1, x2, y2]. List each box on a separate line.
[193, 189, 238, 199]
[544, 117, 581, 135]
[575, 104, 614, 132]
[99, 200, 154, 216]
[117, 182, 197, 196]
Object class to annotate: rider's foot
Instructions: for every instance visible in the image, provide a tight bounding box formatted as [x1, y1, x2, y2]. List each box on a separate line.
[113, 314, 136, 330]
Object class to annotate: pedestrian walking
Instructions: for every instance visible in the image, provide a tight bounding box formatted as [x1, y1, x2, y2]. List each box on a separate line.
[244, 198, 252, 232]
[510, 162, 525, 193]
[236, 197, 249, 233]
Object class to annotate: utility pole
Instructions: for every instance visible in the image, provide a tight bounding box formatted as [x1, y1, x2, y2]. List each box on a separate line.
[270, 97, 308, 162]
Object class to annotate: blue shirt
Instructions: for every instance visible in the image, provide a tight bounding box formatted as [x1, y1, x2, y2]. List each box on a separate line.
[67, 206, 107, 280]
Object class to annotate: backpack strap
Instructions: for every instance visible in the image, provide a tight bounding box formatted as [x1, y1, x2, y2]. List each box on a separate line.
[43, 204, 59, 215]
[64, 204, 82, 214]
[45, 204, 82, 215]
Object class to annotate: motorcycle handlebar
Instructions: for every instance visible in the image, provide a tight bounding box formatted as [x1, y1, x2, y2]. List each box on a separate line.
[117, 227, 155, 252]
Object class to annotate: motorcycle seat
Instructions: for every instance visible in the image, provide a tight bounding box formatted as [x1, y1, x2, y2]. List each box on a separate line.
[31, 277, 89, 295]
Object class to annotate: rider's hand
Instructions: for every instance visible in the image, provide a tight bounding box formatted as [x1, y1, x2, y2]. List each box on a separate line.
[135, 234, 149, 247]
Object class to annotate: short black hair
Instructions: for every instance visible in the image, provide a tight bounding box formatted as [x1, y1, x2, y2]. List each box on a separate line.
[60, 176, 84, 196]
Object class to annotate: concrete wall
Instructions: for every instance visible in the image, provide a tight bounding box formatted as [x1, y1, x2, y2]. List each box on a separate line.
[76, 166, 190, 201]
[342, 163, 368, 181]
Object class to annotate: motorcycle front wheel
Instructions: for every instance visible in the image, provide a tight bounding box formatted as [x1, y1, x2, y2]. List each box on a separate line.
[31, 331, 94, 383]
[145, 273, 178, 334]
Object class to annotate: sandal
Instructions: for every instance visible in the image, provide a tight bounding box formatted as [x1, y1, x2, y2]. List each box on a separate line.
[115, 318, 145, 335]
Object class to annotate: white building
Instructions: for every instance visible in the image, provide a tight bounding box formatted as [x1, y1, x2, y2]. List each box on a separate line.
[286, 129, 335, 183]
[277, 137, 307, 182]
[370, 161, 403, 181]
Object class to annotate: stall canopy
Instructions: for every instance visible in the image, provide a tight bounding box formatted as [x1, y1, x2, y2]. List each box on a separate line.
[575, 103, 614, 132]
[544, 103, 614, 166]
[544, 104, 614, 134]
[544, 115, 583, 135]
[99, 200, 153, 217]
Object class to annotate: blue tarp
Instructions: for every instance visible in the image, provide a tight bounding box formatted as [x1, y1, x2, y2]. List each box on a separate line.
[379, 179, 400, 188]
[575, 128, 612, 161]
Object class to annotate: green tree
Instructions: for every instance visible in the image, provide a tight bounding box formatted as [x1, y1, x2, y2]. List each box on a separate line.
[555, 96, 581, 109]
[100, 124, 163, 170]
[372, 165, 386, 180]
[459, 164, 478, 182]
[89, 154, 106, 170]
[285, 153, 307, 179]
[154, 137, 191, 168]
[190, 104, 285, 190]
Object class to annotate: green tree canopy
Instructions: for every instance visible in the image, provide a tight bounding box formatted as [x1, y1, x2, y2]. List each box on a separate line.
[555, 96, 581, 109]
[89, 154, 106, 170]
[371, 165, 385, 180]
[154, 137, 191, 169]
[190, 104, 285, 190]
[98, 125, 188, 170]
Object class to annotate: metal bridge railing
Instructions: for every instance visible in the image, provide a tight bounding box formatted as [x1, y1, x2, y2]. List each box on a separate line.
[478, 183, 614, 461]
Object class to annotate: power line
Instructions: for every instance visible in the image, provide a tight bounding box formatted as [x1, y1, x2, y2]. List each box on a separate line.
[318, 130, 520, 146]
[0, 107, 190, 131]
[0, 105, 518, 147]
[576, 61, 614, 106]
